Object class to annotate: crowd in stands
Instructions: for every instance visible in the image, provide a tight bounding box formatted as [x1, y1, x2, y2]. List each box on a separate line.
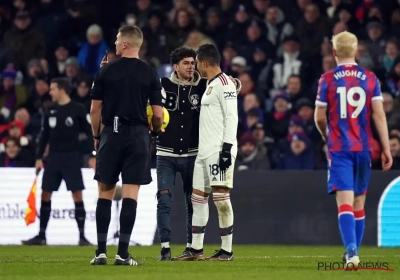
[1, 0, 400, 170]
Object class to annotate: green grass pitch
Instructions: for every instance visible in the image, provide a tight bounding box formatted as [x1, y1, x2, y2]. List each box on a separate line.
[0, 245, 399, 279]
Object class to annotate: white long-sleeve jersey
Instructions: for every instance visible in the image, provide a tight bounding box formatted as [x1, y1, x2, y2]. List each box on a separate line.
[197, 72, 238, 160]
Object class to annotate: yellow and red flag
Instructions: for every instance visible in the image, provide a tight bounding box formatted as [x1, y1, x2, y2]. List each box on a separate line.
[25, 177, 37, 226]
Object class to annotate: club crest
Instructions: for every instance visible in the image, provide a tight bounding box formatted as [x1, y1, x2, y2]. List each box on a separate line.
[206, 87, 213, 95]
[189, 94, 199, 106]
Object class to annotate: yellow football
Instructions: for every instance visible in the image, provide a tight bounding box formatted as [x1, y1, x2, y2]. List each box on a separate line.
[147, 106, 169, 129]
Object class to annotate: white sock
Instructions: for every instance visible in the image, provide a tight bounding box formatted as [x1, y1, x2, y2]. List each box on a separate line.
[213, 192, 233, 253]
[161, 242, 170, 248]
[186, 243, 191, 248]
[190, 193, 209, 250]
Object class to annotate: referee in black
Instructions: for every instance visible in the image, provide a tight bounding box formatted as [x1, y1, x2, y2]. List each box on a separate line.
[89, 25, 165, 266]
[22, 77, 94, 246]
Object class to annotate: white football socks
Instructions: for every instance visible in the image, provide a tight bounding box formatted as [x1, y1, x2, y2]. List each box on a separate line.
[213, 192, 233, 253]
[190, 193, 209, 250]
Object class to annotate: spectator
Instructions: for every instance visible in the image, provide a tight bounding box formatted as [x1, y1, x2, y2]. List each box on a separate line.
[355, 41, 375, 70]
[270, 35, 309, 95]
[0, 66, 28, 124]
[389, 134, 400, 169]
[241, 20, 274, 80]
[24, 75, 50, 116]
[72, 76, 92, 113]
[270, 114, 304, 169]
[0, 137, 34, 167]
[386, 61, 400, 97]
[134, 0, 161, 28]
[335, 5, 363, 37]
[142, 10, 169, 63]
[264, 93, 291, 143]
[221, 43, 238, 74]
[218, 0, 237, 25]
[77, 24, 109, 77]
[278, 132, 315, 170]
[230, 56, 248, 78]
[285, 75, 306, 107]
[382, 93, 400, 128]
[295, 98, 320, 145]
[13, 107, 38, 143]
[238, 72, 255, 98]
[3, 10, 46, 73]
[65, 57, 84, 90]
[201, 8, 225, 51]
[365, 20, 386, 67]
[251, 122, 274, 157]
[296, 4, 331, 58]
[48, 43, 70, 79]
[167, 8, 196, 53]
[23, 58, 45, 90]
[0, 120, 35, 159]
[264, 6, 294, 57]
[183, 30, 215, 51]
[251, 0, 272, 19]
[226, 5, 251, 47]
[382, 39, 400, 76]
[167, 0, 201, 26]
[235, 132, 270, 171]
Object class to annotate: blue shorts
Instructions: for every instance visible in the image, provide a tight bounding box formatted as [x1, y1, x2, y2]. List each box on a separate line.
[327, 151, 371, 195]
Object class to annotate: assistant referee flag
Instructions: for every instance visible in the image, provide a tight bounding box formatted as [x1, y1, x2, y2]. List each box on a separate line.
[25, 177, 37, 226]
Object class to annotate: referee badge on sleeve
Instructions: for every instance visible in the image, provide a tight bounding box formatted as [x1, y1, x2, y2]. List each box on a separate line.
[206, 87, 213, 95]
[49, 117, 56, 128]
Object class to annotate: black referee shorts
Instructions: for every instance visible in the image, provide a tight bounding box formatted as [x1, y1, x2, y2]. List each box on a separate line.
[42, 152, 85, 192]
[94, 125, 152, 185]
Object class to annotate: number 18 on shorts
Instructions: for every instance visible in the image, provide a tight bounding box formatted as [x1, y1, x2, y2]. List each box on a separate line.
[193, 152, 235, 192]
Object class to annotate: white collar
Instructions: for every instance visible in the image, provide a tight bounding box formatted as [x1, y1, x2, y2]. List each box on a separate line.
[337, 62, 358, 66]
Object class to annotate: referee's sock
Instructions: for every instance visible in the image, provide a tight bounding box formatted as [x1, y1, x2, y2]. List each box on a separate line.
[74, 201, 86, 239]
[39, 200, 51, 239]
[96, 198, 112, 255]
[117, 198, 137, 259]
[338, 204, 357, 257]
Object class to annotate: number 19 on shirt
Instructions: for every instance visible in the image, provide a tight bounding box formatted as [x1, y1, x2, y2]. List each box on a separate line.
[336, 86, 366, 119]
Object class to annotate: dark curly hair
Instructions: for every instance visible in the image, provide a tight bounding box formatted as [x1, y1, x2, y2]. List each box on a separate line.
[197, 44, 220, 66]
[170, 47, 196, 65]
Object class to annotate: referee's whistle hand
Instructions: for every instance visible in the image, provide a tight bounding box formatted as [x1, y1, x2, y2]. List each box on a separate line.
[100, 56, 108, 67]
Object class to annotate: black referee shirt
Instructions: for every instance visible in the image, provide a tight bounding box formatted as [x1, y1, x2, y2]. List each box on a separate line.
[91, 57, 165, 127]
[36, 101, 93, 159]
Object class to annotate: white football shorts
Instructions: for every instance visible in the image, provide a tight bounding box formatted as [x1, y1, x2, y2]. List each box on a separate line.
[192, 152, 235, 193]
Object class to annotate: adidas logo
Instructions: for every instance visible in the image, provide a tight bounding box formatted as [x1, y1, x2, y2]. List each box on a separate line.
[212, 177, 217, 181]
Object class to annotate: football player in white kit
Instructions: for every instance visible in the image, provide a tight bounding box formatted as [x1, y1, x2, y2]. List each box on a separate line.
[172, 44, 238, 261]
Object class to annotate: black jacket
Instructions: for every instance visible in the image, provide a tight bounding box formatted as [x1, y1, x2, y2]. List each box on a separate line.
[157, 71, 206, 156]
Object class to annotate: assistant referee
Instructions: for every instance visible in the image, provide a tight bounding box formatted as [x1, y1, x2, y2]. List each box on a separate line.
[89, 25, 165, 266]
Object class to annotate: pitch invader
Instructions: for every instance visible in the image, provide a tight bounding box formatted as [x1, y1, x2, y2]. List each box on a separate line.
[172, 44, 238, 261]
[314, 31, 392, 269]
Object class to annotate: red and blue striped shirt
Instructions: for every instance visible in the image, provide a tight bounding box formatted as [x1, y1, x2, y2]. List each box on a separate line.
[316, 63, 383, 152]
